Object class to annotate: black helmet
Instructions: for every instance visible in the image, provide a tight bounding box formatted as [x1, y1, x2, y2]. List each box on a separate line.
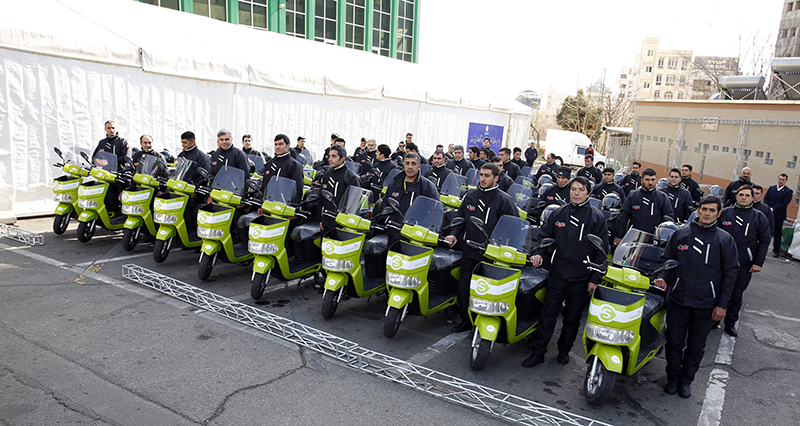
[538, 174, 553, 186]
[657, 178, 669, 190]
[541, 204, 559, 225]
[655, 221, 678, 246]
[709, 185, 723, 198]
[601, 193, 622, 210]
[161, 149, 175, 164]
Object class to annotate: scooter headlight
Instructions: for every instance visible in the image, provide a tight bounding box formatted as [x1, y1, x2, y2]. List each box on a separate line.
[53, 193, 74, 202]
[249, 241, 279, 254]
[197, 226, 224, 239]
[585, 322, 634, 344]
[322, 257, 354, 271]
[386, 272, 421, 288]
[469, 297, 509, 315]
[154, 213, 179, 224]
[121, 204, 145, 215]
[77, 199, 98, 209]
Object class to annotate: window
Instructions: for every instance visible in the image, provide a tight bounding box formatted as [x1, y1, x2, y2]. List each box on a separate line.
[194, 0, 227, 21]
[344, 0, 366, 50]
[643, 82, 651, 88]
[669, 138, 674, 144]
[654, 90, 660, 98]
[664, 91, 673, 99]
[647, 135, 651, 140]
[315, 0, 337, 44]
[647, 50, 654, 56]
[765, 152, 773, 165]
[396, 0, 416, 62]
[722, 146, 730, 153]
[781, 28, 789, 38]
[792, 28, 797, 37]
[660, 137, 666, 143]
[732, 148, 737, 154]
[681, 60, 689, 71]
[657, 58, 664, 68]
[694, 143, 701, 153]
[788, 155, 798, 169]
[645, 66, 653, 73]
[788, 2, 794, 12]
[239, 0, 267, 29]
[666, 75, 675, 86]
[677, 93, 684, 99]
[744, 149, 752, 156]
[755, 150, 764, 158]
[655, 75, 662, 86]
[372, 0, 392, 56]
[679, 76, 686, 83]
[285, 0, 307, 38]
[712, 145, 719, 151]
[140, 0, 180, 10]
[668, 58, 678, 70]
[682, 144, 688, 151]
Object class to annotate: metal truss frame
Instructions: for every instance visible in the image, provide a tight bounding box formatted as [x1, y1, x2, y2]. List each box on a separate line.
[0, 223, 44, 246]
[636, 116, 800, 127]
[121, 264, 611, 426]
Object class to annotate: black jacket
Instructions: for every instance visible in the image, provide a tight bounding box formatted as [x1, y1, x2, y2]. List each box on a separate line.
[446, 158, 474, 176]
[261, 152, 304, 204]
[591, 181, 625, 203]
[383, 172, 440, 239]
[764, 185, 794, 221]
[178, 146, 211, 176]
[92, 134, 129, 170]
[319, 164, 362, 230]
[357, 150, 377, 175]
[723, 177, 751, 207]
[753, 201, 775, 231]
[534, 162, 558, 184]
[451, 186, 518, 260]
[533, 200, 609, 283]
[470, 158, 486, 169]
[424, 164, 452, 191]
[621, 172, 641, 195]
[542, 183, 571, 205]
[242, 147, 262, 158]
[719, 205, 771, 267]
[368, 158, 399, 200]
[617, 187, 674, 236]
[658, 219, 739, 309]
[210, 146, 250, 176]
[503, 160, 521, 181]
[131, 149, 165, 168]
[577, 166, 603, 184]
[680, 176, 703, 203]
[497, 172, 514, 192]
[659, 185, 694, 223]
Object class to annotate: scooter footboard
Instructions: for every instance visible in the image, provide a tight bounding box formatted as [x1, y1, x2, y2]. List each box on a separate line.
[474, 315, 502, 341]
[587, 344, 624, 374]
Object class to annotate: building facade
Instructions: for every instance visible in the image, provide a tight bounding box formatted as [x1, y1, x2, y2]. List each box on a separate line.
[775, 0, 800, 57]
[629, 37, 693, 101]
[137, 0, 419, 63]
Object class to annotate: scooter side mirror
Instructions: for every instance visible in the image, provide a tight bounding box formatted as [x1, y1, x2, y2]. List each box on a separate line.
[663, 260, 679, 271]
[156, 158, 168, 171]
[441, 216, 465, 232]
[301, 193, 320, 205]
[247, 179, 260, 191]
[80, 151, 90, 163]
[469, 216, 488, 240]
[54, 147, 63, 157]
[586, 234, 605, 253]
[385, 197, 401, 213]
[197, 167, 211, 180]
[537, 238, 556, 249]
[321, 190, 334, 204]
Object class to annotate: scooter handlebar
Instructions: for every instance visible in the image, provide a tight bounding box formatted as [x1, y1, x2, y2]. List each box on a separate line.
[583, 259, 607, 275]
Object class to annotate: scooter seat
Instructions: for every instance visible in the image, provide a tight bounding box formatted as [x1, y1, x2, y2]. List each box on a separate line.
[431, 247, 462, 271]
[643, 292, 665, 319]
[364, 234, 389, 255]
[291, 223, 322, 242]
[519, 266, 549, 294]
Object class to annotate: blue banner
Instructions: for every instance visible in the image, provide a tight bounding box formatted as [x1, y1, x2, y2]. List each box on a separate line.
[467, 123, 504, 155]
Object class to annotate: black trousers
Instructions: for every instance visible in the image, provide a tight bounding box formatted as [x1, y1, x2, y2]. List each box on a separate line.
[724, 267, 753, 328]
[529, 274, 591, 356]
[457, 256, 482, 323]
[665, 303, 715, 385]
[773, 220, 784, 254]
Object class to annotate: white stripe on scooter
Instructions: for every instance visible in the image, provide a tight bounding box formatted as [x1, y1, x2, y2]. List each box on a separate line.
[407, 331, 469, 365]
[697, 368, 729, 426]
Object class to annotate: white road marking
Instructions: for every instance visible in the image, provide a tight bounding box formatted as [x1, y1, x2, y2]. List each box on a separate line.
[75, 252, 152, 266]
[745, 309, 800, 323]
[407, 330, 469, 365]
[715, 333, 736, 365]
[0, 242, 68, 267]
[697, 368, 729, 426]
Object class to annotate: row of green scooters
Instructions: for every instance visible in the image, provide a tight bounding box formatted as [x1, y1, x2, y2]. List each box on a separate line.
[51, 147, 677, 406]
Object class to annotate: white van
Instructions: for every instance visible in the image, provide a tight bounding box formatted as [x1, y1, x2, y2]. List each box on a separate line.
[542, 129, 606, 169]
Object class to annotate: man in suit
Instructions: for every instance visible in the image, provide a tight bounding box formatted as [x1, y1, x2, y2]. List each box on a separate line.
[764, 173, 794, 257]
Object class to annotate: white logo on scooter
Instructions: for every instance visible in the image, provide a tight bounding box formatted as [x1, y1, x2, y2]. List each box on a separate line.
[590, 303, 643, 324]
[393, 295, 402, 302]
[485, 324, 496, 333]
[611, 355, 621, 364]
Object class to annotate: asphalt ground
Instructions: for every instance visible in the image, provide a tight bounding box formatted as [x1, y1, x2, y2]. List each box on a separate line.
[1, 217, 799, 426]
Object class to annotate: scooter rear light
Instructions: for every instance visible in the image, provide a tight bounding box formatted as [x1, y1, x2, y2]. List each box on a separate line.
[322, 257, 354, 272]
[198, 226, 224, 239]
[77, 199, 98, 209]
[54, 193, 74, 202]
[386, 272, 420, 288]
[121, 204, 145, 215]
[249, 241, 279, 254]
[469, 297, 509, 315]
[154, 213, 179, 224]
[585, 322, 634, 344]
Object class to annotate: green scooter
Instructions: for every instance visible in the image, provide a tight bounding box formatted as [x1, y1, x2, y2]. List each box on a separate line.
[120, 155, 168, 251]
[248, 176, 322, 299]
[382, 196, 464, 338]
[75, 151, 130, 243]
[465, 215, 549, 371]
[196, 166, 260, 281]
[51, 147, 90, 235]
[439, 173, 466, 210]
[581, 229, 678, 405]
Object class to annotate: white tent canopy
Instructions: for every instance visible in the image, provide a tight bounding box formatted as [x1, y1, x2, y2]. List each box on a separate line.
[0, 0, 532, 219]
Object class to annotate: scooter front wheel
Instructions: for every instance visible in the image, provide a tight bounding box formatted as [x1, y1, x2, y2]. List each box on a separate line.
[76, 220, 96, 243]
[321, 289, 339, 320]
[384, 307, 403, 338]
[470, 332, 492, 371]
[153, 237, 171, 263]
[584, 355, 616, 406]
[122, 227, 139, 252]
[198, 253, 216, 281]
[53, 213, 70, 235]
[251, 270, 271, 300]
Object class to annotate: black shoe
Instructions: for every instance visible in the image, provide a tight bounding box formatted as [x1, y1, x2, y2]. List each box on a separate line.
[522, 353, 544, 368]
[678, 383, 691, 398]
[664, 381, 678, 395]
[725, 325, 738, 337]
[773, 252, 780, 258]
[713, 320, 721, 329]
[450, 321, 471, 333]
[557, 352, 570, 365]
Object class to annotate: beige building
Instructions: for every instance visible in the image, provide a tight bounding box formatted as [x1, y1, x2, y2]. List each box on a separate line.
[629, 37, 693, 100]
[775, 0, 800, 57]
[620, 100, 800, 219]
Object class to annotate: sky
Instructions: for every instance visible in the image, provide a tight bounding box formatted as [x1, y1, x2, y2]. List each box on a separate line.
[417, 0, 785, 106]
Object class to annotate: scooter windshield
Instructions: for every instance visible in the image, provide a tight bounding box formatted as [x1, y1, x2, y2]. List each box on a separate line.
[464, 168, 480, 187]
[211, 166, 246, 196]
[345, 161, 360, 175]
[248, 155, 265, 175]
[264, 176, 297, 206]
[618, 229, 656, 247]
[508, 184, 533, 204]
[489, 215, 529, 253]
[136, 155, 163, 177]
[338, 185, 372, 215]
[93, 151, 118, 172]
[382, 169, 402, 190]
[402, 196, 444, 233]
[520, 166, 535, 179]
[172, 157, 198, 183]
[588, 197, 602, 210]
[515, 176, 533, 187]
[612, 243, 664, 274]
[440, 174, 467, 197]
[299, 149, 314, 165]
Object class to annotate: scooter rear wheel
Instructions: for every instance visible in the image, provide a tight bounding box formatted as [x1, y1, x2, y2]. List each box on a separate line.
[76, 220, 96, 243]
[153, 238, 171, 263]
[321, 289, 339, 320]
[470, 333, 492, 371]
[122, 227, 139, 252]
[53, 213, 70, 235]
[384, 307, 402, 338]
[198, 253, 215, 281]
[584, 355, 616, 406]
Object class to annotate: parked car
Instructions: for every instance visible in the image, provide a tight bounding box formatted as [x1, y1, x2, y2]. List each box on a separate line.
[542, 129, 606, 169]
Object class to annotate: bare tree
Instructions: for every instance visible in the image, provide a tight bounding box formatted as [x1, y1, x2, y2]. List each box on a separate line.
[529, 110, 558, 148]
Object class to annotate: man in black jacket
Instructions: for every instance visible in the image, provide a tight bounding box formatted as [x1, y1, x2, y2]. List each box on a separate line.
[178, 131, 211, 177]
[241, 134, 261, 158]
[621, 161, 642, 195]
[525, 141, 538, 167]
[534, 154, 558, 185]
[577, 154, 602, 184]
[131, 134, 166, 168]
[210, 129, 250, 176]
[511, 147, 527, 171]
[406, 143, 427, 165]
[660, 168, 694, 223]
[383, 152, 439, 244]
[491, 157, 515, 192]
[468, 146, 485, 169]
[481, 138, 496, 159]
[499, 148, 521, 181]
[92, 120, 129, 170]
[260, 134, 305, 205]
[523, 177, 608, 367]
[318, 145, 361, 231]
[367, 144, 399, 201]
[764, 173, 794, 256]
[424, 150, 452, 191]
[446, 145, 474, 176]
[718, 185, 770, 337]
[680, 164, 703, 204]
[591, 167, 625, 202]
[615, 168, 674, 245]
[752, 185, 775, 232]
[723, 167, 752, 207]
[444, 163, 519, 333]
[654, 196, 738, 399]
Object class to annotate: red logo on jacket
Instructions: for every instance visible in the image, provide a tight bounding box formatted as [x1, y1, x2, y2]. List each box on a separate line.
[555, 221, 566, 228]
[678, 244, 689, 251]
